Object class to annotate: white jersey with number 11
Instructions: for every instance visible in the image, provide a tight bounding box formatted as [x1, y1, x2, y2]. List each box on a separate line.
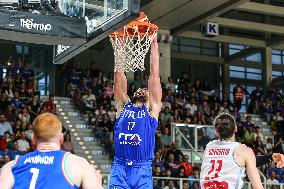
[200, 140, 246, 189]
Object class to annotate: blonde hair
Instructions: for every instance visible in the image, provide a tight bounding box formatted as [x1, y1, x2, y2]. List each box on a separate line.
[33, 113, 62, 141]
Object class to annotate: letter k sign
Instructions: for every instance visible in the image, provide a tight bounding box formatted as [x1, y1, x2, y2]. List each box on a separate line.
[207, 22, 219, 36]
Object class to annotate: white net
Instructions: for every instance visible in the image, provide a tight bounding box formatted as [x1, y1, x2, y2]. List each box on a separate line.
[110, 24, 157, 72]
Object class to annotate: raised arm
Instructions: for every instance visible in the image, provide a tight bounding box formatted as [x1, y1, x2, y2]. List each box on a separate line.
[148, 36, 162, 120]
[114, 71, 129, 117]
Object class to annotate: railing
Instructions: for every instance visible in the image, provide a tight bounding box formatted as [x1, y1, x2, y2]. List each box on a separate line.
[101, 174, 282, 189]
[171, 123, 203, 165]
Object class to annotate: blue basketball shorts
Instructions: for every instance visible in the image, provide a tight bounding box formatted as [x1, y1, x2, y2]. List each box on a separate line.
[109, 157, 153, 189]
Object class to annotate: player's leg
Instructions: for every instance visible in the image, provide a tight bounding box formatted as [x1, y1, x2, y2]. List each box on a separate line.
[128, 166, 153, 189]
[109, 163, 130, 189]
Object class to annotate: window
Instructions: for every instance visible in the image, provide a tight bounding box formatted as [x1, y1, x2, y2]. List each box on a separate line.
[272, 71, 284, 79]
[229, 66, 262, 81]
[272, 50, 284, 65]
[2, 68, 7, 78]
[229, 44, 261, 62]
[171, 36, 219, 56]
[16, 45, 29, 55]
[37, 72, 50, 95]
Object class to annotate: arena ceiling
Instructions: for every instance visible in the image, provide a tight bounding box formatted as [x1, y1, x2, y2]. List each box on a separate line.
[141, 0, 284, 51]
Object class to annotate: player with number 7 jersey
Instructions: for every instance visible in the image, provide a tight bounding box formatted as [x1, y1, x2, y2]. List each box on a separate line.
[200, 112, 263, 189]
[0, 113, 103, 189]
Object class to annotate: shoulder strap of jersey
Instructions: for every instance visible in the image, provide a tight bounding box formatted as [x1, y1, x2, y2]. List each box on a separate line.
[11, 155, 21, 167]
[232, 142, 244, 167]
[61, 152, 76, 187]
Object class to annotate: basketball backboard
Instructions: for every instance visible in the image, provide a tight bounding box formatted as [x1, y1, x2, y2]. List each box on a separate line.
[53, 0, 140, 64]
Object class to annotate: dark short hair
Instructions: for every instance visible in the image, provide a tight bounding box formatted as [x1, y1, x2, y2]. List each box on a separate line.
[214, 112, 236, 140]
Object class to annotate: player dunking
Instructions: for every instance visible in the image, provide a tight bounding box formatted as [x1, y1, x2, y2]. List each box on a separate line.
[0, 113, 102, 189]
[109, 36, 162, 189]
[200, 112, 263, 189]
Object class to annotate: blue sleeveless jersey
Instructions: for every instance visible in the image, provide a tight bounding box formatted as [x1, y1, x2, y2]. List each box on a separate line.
[12, 150, 79, 189]
[114, 101, 158, 161]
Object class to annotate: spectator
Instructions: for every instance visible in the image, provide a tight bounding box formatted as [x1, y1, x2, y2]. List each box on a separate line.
[0, 154, 10, 168]
[166, 77, 175, 93]
[160, 127, 171, 147]
[162, 96, 172, 110]
[153, 151, 165, 173]
[243, 126, 256, 144]
[159, 107, 173, 128]
[262, 98, 273, 123]
[192, 182, 200, 189]
[4, 83, 14, 100]
[0, 114, 13, 137]
[188, 167, 200, 188]
[242, 115, 255, 130]
[202, 79, 212, 92]
[198, 100, 211, 119]
[233, 83, 249, 111]
[127, 83, 136, 98]
[82, 88, 96, 111]
[10, 91, 24, 110]
[103, 80, 113, 98]
[0, 93, 10, 112]
[153, 179, 162, 189]
[19, 60, 34, 80]
[272, 111, 283, 131]
[42, 95, 56, 113]
[27, 95, 40, 122]
[255, 126, 264, 141]
[25, 123, 33, 141]
[266, 137, 273, 154]
[7, 141, 23, 160]
[184, 98, 197, 116]
[97, 89, 111, 108]
[182, 181, 189, 189]
[167, 142, 183, 163]
[12, 119, 22, 140]
[62, 133, 74, 153]
[177, 166, 186, 178]
[179, 155, 192, 177]
[163, 180, 176, 189]
[165, 153, 180, 175]
[18, 107, 30, 130]
[77, 78, 88, 94]
[107, 105, 116, 122]
[153, 166, 163, 177]
[94, 105, 106, 117]
[254, 136, 266, 155]
[195, 111, 207, 125]
[272, 130, 283, 154]
[4, 105, 17, 124]
[17, 131, 30, 153]
[249, 86, 263, 114]
[278, 173, 284, 183]
[0, 131, 13, 151]
[267, 171, 280, 188]
[91, 77, 103, 97]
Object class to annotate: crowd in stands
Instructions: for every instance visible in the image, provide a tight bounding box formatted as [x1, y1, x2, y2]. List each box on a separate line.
[0, 56, 73, 168]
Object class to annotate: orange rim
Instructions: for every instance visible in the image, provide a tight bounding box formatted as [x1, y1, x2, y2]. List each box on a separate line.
[110, 12, 158, 38]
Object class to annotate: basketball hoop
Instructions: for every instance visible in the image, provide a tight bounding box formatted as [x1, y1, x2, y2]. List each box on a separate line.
[109, 12, 158, 72]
